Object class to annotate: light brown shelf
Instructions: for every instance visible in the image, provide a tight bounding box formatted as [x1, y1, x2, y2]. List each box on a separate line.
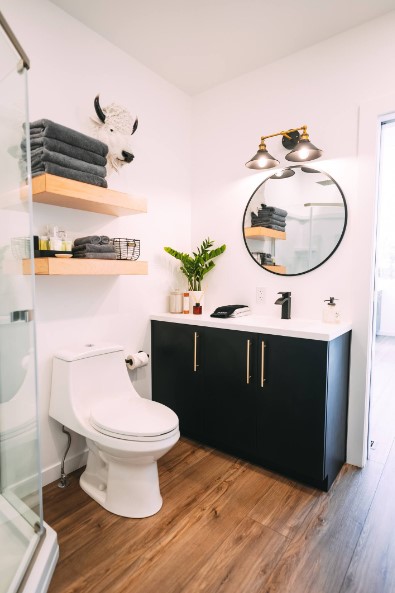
[30, 174, 147, 216]
[263, 265, 286, 274]
[245, 227, 286, 240]
[22, 258, 148, 276]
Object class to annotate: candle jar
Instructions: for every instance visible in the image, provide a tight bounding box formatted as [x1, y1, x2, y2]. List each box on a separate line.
[169, 290, 183, 313]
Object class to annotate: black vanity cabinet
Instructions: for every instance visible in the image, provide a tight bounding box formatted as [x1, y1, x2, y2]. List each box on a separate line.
[151, 320, 351, 490]
[199, 326, 258, 459]
[255, 334, 348, 490]
[151, 321, 206, 442]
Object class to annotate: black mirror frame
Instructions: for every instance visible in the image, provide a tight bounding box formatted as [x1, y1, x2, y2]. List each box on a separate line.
[242, 166, 348, 277]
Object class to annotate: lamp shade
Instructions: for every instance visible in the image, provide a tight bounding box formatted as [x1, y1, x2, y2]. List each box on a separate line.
[245, 149, 279, 169]
[285, 139, 322, 162]
[269, 168, 295, 179]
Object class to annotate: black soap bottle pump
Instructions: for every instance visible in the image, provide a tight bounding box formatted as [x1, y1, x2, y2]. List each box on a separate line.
[323, 297, 340, 324]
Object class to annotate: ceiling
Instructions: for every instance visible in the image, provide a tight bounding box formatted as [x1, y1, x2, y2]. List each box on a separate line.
[50, 0, 395, 95]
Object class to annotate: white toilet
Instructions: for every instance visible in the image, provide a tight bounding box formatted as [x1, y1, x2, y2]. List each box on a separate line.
[49, 343, 179, 518]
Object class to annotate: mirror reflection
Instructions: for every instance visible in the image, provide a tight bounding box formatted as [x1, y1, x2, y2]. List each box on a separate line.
[243, 166, 347, 276]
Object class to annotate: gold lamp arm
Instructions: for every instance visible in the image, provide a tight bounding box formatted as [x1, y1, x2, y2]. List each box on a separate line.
[260, 125, 308, 142]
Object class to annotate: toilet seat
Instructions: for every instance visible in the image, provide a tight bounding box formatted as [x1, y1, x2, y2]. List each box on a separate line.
[90, 397, 179, 442]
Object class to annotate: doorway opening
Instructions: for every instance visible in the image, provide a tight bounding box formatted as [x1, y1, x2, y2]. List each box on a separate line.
[368, 116, 395, 463]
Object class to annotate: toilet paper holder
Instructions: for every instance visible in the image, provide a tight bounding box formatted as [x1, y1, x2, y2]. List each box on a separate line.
[125, 350, 150, 370]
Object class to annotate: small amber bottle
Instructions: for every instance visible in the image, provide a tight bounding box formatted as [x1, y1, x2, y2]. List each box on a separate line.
[193, 303, 202, 315]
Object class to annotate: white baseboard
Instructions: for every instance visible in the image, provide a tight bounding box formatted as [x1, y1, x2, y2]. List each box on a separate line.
[41, 449, 88, 487]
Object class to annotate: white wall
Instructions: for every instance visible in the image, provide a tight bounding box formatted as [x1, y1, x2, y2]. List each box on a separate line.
[191, 11, 395, 466]
[2, 0, 192, 485]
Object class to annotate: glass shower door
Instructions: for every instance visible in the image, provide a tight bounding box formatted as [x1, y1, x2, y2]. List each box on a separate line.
[0, 13, 43, 593]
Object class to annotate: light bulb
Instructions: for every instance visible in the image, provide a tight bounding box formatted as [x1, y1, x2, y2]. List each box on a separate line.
[298, 148, 310, 160]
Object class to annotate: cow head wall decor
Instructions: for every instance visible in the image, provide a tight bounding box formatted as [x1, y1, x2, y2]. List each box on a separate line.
[91, 95, 138, 175]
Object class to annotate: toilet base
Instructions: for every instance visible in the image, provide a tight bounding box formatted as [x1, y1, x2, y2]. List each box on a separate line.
[80, 440, 164, 518]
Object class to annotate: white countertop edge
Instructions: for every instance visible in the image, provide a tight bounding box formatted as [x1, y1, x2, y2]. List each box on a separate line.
[150, 313, 352, 341]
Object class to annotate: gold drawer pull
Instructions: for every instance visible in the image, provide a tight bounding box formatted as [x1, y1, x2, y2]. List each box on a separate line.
[246, 339, 251, 384]
[193, 332, 199, 372]
[261, 341, 266, 388]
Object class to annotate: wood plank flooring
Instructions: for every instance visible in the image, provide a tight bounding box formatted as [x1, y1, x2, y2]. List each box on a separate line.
[43, 433, 395, 593]
[369, 335, 395, 464]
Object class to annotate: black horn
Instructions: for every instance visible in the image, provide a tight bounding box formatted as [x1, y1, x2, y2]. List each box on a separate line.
[94, 95, 106, 123]
[132, 118, 138, 135]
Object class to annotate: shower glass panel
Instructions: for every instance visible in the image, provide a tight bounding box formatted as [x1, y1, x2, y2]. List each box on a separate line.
[0, 16, 43, 593]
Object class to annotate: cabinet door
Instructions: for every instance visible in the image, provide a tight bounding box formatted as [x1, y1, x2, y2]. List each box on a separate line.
[202, 327, 257, 458]
[151, 321, 205, 440]
[257, 334, 328, 483]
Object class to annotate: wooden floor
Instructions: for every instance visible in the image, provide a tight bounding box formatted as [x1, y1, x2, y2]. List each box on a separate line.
[44, 430, 395, 593]
[369, 335, 395, 465]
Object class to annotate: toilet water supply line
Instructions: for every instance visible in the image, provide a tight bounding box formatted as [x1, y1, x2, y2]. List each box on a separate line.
[57, 354, 149, 487]
[58, 425, 72, 488]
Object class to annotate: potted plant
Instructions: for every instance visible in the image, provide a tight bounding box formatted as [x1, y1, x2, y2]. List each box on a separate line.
[164, 238, 226, 309]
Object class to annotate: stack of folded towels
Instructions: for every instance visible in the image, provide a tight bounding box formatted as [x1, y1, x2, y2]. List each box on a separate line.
[251, 204, 288, 232]
[260, 253, 275, 266]
[22, 119, 108, 188]
[72, 236, 117, 260]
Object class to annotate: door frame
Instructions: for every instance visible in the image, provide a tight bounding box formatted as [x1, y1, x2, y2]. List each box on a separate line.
[350, 94, 395, 467]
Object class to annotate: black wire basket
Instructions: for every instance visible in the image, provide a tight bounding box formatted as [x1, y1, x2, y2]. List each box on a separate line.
[111, 238, 140, 261]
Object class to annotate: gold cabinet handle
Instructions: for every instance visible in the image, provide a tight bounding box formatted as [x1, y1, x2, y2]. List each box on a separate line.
[246, 339, 251, 384]
[193, 332, 199, 372]
[261, 340, 266, 388]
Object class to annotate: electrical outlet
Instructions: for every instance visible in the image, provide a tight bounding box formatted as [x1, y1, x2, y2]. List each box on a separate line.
[256, 287, 266, 303]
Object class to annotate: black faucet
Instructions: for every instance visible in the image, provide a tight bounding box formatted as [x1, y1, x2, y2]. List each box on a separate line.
[275, 291, 292, 319]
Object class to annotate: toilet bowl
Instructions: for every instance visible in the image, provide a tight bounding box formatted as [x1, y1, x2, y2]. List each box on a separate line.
[49, 343, 179, 518]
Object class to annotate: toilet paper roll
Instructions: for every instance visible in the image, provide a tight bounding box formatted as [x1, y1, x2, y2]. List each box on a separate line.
[125, 351, 149, 370]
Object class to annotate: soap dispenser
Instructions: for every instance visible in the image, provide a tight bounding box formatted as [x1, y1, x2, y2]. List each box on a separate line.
[323, 297, 341, 324]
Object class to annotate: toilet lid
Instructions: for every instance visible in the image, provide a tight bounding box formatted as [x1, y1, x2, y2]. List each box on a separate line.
[90, 397, 179, 438]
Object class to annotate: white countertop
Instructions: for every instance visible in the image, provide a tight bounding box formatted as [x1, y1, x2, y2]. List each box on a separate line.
[150, 313, 352, 341]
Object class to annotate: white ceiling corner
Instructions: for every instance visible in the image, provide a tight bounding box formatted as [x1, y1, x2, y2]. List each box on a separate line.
[49, 0, 395, 95]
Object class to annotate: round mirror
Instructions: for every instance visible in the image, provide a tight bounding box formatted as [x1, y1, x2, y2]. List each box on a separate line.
[242, 166, 347, 276]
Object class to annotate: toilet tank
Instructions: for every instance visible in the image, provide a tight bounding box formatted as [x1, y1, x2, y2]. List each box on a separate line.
[49, 343, 136, 434]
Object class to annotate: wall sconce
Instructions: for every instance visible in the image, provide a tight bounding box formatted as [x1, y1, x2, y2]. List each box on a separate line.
[245, 125, 322, 170]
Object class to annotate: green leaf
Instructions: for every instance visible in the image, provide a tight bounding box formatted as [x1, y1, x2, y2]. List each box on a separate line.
[164, 239, 226, 290]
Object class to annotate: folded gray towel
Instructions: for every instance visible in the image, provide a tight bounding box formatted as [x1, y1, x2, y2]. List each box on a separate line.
[251, 212, 286, 227]
[73, 236, 101, 246]
[72, 252, 117, 260]
[22, 137, 107, 166]
[260, 204, 288, 217]
[72, 244, 115, 253]
[31, 164, 107, 188]
[73, 235, 109, 246]
[261, 224, 286, 232]
[27, 119, 108, 157]
[30, 148, 106, 178]
[257, 212, 287, 223]
[257, 218, 286, 228]
[258, 218, 287, 229]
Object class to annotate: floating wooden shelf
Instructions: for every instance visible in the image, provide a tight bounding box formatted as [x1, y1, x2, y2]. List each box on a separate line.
[263, 265, 286, 274]
[30, 174, 147, 216]
[22, 258, 148, 276]
[245, 227, 286, 240]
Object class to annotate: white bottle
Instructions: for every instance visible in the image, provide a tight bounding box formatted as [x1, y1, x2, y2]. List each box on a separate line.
[323, 297, 341, 324]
